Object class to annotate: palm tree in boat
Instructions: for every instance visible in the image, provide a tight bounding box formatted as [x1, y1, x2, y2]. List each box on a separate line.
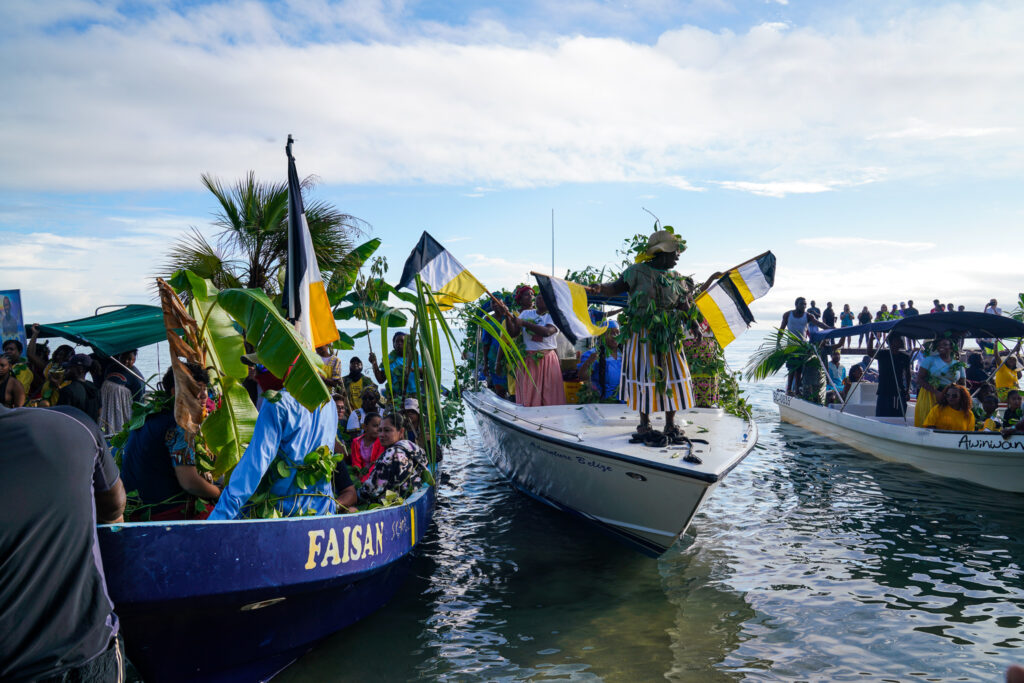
[161, 171, 366, 293]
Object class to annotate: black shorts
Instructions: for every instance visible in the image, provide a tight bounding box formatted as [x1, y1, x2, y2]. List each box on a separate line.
[36, 634, 124, 683]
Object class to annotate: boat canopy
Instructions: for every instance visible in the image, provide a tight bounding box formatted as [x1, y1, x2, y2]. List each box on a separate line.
[38, 304, 168, 356]
[809, 311, 1024, 344]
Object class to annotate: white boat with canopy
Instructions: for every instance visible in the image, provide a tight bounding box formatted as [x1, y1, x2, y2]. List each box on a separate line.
[464, 389, 757, 556]
[773, 311, 1024, 492]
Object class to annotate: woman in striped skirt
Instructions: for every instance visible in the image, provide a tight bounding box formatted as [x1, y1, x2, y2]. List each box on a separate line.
[586, 229, 698, 447]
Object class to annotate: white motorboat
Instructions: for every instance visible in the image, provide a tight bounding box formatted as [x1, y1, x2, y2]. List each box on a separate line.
[463, 389, 758, 556]
[772, 311, 1024, 493]
[774, 386, 1024, 492]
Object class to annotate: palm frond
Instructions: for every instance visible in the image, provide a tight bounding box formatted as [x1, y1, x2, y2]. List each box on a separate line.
[744, 328, 821, 381]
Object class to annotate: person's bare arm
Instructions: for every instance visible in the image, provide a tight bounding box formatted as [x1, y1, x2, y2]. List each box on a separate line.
[26, 324, 47, 372]
[698, 272, 724, 292]
[336, 485, 358, 513]
[95, 479, 126, 524]
[10, 377, 25, 407]
[810, 313, 834, 330]
[585, 279, 628, 297]
[577, 352, 598, 381]
[368, 352, 387, 383]
[518, 317, 557, 338]
[174, 465, 222, 500]
[781, 311, 790, 328]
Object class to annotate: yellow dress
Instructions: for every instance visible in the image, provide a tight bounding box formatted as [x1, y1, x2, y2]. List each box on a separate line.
[923, 405, 975, 431]
[914, 389, 938, 428]
[994, 365, 1019, 401]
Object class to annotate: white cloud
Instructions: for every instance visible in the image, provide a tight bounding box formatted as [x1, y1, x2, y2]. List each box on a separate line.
[796, 237, 936, 251]
[464, 253, 551, 290]
[0, 3, 1022, 192]
[0, 214, 214, 321]
[716, 180, 837, 197]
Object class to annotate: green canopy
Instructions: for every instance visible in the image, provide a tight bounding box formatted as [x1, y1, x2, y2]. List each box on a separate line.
[39, 305, 168, 357]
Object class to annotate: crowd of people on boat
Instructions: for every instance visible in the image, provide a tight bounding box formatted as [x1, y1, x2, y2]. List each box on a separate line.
[0, 329, 434, 682]
[783, 295, 1024, 436]
[476, 284, 625, 410]
[0, 321, 435, 527]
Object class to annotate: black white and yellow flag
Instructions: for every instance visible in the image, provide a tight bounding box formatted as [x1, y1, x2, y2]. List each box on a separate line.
[533, 273, 607, 345]
[695, 251, 776, 347]
[398, 232, 487, 308]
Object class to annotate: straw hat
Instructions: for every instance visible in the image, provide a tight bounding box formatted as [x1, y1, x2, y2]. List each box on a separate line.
[646, 229, 685, 255]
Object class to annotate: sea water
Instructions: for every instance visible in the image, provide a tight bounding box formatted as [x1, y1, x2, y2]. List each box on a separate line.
[137, 333, 1024, 681]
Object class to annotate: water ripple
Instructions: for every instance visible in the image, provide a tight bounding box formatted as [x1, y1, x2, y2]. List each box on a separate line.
[281, 334, 1024, 681]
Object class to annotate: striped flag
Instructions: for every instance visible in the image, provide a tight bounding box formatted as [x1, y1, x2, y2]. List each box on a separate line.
[533, 273, 607, 345]
[283, 135, 339, 349]
[397, 232, 487, 308]
[695, 251, 776, 347]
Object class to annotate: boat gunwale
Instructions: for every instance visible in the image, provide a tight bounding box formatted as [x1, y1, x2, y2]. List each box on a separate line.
[773, 389, 1024, 456]
[98, 482, 433, 531]
[464, 389, 758, 484]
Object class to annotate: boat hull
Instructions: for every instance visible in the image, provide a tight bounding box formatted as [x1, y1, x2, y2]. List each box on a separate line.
[465, 391, 756, 555]
[99, 486, 434, 682]
[774, 389, 1024, 492]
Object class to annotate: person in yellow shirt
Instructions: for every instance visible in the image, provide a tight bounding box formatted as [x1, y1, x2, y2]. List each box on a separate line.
[975, 394, 1002, 431]
[923, 384, 975, 431]
[994, 357, 1021, 401]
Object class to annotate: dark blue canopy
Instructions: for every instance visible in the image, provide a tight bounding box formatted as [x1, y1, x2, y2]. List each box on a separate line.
[810, 312, 1024, 344]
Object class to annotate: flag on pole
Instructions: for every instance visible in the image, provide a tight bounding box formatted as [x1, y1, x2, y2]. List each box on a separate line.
[283, 135, 339, 349]
[533, 273, 607, 345]
[695, 251, 776, 347]
[398, 232, 487, 307]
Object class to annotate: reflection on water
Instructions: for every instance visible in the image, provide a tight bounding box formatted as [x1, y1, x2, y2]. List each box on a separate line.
[279, 332, 1024, 681]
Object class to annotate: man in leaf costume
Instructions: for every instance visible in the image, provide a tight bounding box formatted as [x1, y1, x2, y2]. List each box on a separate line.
[586, 228, 697, 446]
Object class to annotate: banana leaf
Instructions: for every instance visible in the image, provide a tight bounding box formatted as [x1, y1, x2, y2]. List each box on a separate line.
[326, 238, 381, 305]
[168, 270, 259, 476]
[334, 297, 408, 327]
[202, 379, 258, 476]
[217, 287, 331, 411]
[168, 270, 249, 381]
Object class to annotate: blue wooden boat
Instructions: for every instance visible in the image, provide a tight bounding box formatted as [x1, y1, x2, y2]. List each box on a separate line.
[97, 485, 434, 682]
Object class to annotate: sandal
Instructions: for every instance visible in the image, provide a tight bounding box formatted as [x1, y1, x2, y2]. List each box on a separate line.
[629, 423, 653, 443]
[664, 425, 689, 446]
[643, 430, 668, 447]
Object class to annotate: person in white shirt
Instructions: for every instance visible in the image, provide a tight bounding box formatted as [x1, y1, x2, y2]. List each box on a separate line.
[980, 299, 1003, 353]
[497, 285, 566, 407]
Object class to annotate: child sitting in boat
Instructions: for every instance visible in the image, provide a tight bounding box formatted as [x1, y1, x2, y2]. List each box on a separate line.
[350, 412, 384, 481]
[1000, 391, 1024, 438]
[975, 394, 1002, 431]
[922, 384, 975, 432]
[362, 413, 429, 503]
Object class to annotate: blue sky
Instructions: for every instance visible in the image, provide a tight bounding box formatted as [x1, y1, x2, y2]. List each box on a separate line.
[2, 0, 1022, 324]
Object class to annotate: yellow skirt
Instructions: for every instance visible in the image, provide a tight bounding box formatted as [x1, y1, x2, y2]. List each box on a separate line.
[914, 387, 937, 427]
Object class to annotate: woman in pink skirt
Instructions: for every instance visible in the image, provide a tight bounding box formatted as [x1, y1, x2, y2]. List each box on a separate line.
[503, 285, 566, 407]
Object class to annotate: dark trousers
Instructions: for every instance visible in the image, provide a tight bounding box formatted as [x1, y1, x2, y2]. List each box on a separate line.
[876, 393, 908, 418]
[37, 635, 123, 683]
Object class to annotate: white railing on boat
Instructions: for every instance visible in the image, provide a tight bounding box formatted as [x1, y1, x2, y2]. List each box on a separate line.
[480, 397, 585, 442]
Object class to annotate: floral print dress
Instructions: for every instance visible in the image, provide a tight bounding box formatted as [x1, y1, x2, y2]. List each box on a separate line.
[363, 439, 429, 502]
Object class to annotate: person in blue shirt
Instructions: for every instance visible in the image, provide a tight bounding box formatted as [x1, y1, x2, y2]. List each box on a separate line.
[577, 322, 623, 401]
[208, 388, 357, 520]
[369, 331, 418, 397]
[826, 349, 847, 394]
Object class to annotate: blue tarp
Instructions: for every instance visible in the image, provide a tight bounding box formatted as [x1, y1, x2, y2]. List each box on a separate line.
[809, 311, 1024, 344]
